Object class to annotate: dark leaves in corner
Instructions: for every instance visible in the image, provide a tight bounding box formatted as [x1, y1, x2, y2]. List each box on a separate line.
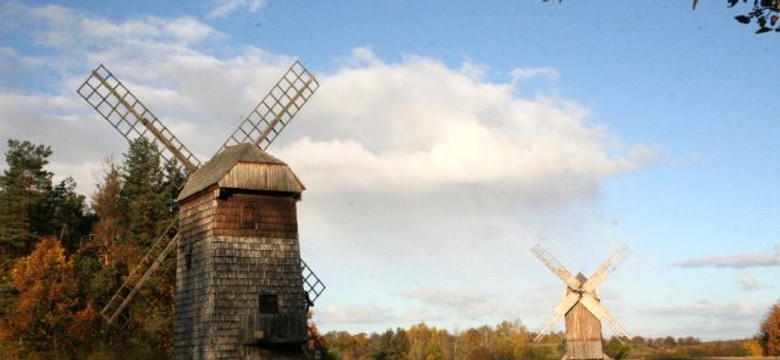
[735, 15, 752, 23]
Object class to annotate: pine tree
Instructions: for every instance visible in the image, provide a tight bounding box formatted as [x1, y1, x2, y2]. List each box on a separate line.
[117, 138, 176, 248]
[0, 140, 54, 257]
[50, 177, 93, 254]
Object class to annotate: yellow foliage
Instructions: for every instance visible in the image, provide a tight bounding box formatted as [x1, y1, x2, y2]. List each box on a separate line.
[743, 339, 763, 357]
[0, 237, 95, 358]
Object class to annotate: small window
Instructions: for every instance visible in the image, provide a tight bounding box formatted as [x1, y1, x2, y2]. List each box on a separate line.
[240, 201, 259, 229]
[259, 293, 279, 314]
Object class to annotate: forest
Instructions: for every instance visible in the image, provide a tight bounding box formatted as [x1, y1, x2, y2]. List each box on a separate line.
[0, 138, 778, 359]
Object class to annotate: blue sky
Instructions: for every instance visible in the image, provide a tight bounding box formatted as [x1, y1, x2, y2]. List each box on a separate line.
[1, 0, 779, 340]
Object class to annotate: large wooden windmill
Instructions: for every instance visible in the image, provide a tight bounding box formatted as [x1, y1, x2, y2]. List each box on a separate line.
[78, 61, 325, 359]
[530, 244, 631, 360]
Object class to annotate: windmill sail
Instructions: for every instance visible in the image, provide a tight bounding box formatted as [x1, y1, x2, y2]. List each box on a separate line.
[217, 60, 319, 153]
[79, 61, 325, 328]
[77, 64, 201, 172]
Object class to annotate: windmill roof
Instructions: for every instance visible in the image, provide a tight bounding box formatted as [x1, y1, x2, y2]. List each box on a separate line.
[177, 143, 304, 202]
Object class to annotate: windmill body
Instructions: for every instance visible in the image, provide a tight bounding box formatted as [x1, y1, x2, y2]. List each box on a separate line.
[531, 245, 631, 360]
[175, 144, 309, 359]
[78, 61, 324, 359]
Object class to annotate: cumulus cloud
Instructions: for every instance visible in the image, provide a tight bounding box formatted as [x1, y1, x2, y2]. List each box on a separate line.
[277, 49, 658, 204]
[675, 245, 780, 269]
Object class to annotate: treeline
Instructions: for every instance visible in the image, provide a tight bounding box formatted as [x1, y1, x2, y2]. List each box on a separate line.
[0, 138, 183, 359]
[316, 322, 763, 360]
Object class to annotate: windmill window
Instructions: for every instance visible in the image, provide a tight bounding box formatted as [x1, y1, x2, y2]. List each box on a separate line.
[240, 201, 259, 229]
[259, 293, 279, 314]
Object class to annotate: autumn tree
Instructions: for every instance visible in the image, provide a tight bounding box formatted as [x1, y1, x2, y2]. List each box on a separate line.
[759, 301, 780, 355]
[114, 138, 183, 354]
[0, 237, 94, 359]
[369, 328, 408, 360]
[743, 339, 763, 357]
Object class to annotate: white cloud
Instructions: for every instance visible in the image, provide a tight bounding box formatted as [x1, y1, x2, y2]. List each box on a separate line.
[316, 304, 398, 325]
[510, 67, 560, 83]
[675, 245, 780, 268]
[736, 272, 767, 291]
[208, 0, 267, 19]
[398, 286, 524, 325]
[643, 299, 768, 339]
[277, 50, 658, 204]
[647, 299, 766, 321]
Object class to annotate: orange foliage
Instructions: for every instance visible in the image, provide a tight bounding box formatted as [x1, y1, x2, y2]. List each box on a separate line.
[0, 237, 95, 358]
[761, 302, 780, 356]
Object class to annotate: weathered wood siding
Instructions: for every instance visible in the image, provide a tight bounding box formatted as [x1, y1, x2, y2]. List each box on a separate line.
[219, 163, 304, 196]
[565, 302, 604, 359]
[174, 187, 307, 360]
[174, 185, 219, 360]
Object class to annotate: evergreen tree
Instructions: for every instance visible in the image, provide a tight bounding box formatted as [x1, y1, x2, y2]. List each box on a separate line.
[50, 177, 93, 254]
[0, 139, 54, 257]
[117, 138, 173, 248]
[114, 138, 183, 355]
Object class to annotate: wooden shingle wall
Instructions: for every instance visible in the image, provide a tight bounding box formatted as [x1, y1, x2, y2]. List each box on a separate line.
[174, 187, 307, 360]
[174, 186, 219, 359]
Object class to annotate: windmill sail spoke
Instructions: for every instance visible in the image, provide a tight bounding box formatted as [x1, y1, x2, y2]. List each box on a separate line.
[300, 258, 326, 308]
[218, 60, 319, 155]
[531, 244, 581, 290]
[581, 294, 630, 339]
[534, 291, 579, 342]
[77, 64, 201, 173]
[100, 221, 180, 325]
[582, 245, 631, 293]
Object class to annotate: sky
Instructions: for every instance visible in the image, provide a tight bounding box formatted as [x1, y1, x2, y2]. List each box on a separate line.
[1, 0, 779, 341]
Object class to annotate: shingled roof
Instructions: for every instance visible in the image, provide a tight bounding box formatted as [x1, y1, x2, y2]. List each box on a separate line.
[177, 143, 305, 202]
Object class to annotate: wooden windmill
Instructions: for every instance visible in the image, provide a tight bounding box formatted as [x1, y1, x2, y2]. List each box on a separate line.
[78, 61, 325, 359]
[530, 244, 631, 360]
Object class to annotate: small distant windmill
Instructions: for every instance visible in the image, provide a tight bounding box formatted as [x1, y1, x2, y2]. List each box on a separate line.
[78, 61, 325, 359]
[530, 244, 631, 360]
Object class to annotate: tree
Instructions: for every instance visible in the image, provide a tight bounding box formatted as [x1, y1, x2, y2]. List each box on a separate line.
[118, 138, 172, 248]
[743, 339, 763, 357]
[0, 237, 94, 359]
[715, 0, 780, 33]
[546, 1, 780, 34]
[604, 337, 631, 360]
[114, 138, 183, 355]
[759, 301, 780, 355]
[49, 177, 93, 253]
[0, 140, 54, 257]
[370, 328, 408, 360]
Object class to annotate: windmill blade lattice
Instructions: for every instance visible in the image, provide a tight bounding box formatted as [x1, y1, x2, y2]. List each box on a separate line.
[582, 245, 631, 293]
[218, 60, 319, 153]
[77, 64, 201, 173]
[531, 244, 581, 290]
